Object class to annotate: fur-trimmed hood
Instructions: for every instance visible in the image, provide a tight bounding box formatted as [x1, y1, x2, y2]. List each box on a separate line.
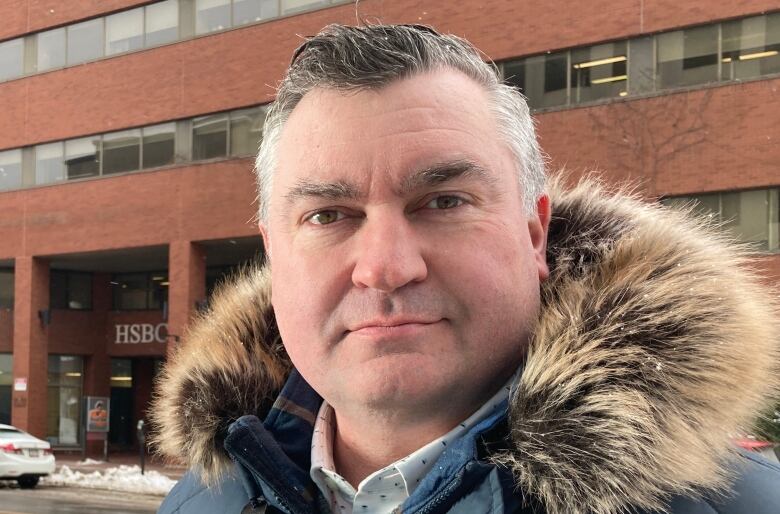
[151, 178, 780, 514]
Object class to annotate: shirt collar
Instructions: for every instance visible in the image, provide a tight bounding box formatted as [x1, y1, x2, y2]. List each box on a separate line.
[310, 369, 519, 514]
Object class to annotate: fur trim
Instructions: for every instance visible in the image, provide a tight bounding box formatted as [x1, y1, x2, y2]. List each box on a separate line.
[149, 266, 291, 482]
[495, 177, 780, 514]
[151, 178, 780, 513]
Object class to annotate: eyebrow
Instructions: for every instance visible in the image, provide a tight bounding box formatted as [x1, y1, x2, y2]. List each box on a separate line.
[283, 158, 497, 207]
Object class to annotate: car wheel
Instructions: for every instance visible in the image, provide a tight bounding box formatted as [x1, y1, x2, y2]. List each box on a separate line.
[17, 476, 39, 489]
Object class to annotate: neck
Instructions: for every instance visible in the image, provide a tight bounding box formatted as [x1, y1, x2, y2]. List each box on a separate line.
[332, 410, 456, 488]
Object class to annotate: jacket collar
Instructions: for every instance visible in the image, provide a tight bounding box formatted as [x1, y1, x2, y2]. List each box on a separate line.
[151, 177, 780, 514]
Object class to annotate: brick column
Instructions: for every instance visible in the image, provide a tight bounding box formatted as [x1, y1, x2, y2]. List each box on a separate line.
[167, 241, 206, 355]
[11, 257, 49, 438]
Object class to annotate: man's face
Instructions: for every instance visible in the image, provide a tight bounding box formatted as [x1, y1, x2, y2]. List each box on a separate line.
[263, 70, 550, 423]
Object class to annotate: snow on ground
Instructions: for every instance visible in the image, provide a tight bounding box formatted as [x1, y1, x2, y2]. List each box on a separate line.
[42, 464, 177, 496]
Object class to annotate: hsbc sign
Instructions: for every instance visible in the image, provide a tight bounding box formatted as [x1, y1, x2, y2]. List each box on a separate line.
[115, 323, 168, 344]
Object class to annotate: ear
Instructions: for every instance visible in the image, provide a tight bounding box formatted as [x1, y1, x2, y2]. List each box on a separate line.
[528, 194, 551, 282]
[259, 222, 271, 259]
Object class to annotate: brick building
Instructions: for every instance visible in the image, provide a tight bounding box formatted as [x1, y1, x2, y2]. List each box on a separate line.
[0, 0, 778, 455]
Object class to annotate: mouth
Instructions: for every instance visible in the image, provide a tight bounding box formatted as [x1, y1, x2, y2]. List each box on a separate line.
[347, 319, 442, 338]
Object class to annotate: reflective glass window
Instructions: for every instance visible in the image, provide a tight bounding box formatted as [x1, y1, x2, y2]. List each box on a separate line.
[37, 28, 66, 72]
[65, 137, 101, 180]
[110, 359, 133, 388]
[0, 353, 11, 424]
[0, 149, 22, 191]
[145, 0, 179, 47]
[0, 38, 23, 81]
[657, 25, 718, 88]
[523, 52, 568, 109]
[112, 272, 168, 310]
[106, 7, 144, 55]
[502, 59, 527, 96]
[142, 123, 176, 168]
[722, 189, 779, 252]
[50, 271, 92, 310]
[571, 42, 627, 103]
[67, 18, 104, 65]
[103, 129, 141, 174]
[230, 107, 265, 156]
[196, 0, 231, 34]
[722, 13, 780, 81]
[35, 142, 65, 185]
[281, 0, 328, 15]
[193, 114, 228, 160]
[234, 0, 279, 25]
[47, 356, 83, 446]
[0, 270, 13, 309]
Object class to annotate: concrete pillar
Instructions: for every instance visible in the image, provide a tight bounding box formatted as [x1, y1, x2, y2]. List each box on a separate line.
[167, 241, 206, 355]
[11, 257, 49, 438]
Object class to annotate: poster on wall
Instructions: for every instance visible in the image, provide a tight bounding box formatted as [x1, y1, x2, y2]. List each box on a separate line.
[86, 396, 110, 433]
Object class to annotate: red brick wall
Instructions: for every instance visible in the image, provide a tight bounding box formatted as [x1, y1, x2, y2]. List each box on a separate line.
[536, 78, 780, 197]
[0, 159, 258, 260]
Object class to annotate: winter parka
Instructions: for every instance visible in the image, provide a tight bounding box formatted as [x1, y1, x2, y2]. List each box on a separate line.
[152, 179, 780, 514]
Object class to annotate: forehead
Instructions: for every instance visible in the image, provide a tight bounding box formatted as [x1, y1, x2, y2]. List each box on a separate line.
[273, 70, 511, 196]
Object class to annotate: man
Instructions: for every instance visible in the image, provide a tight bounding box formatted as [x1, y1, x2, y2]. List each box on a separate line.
[153, 24, 780, 514]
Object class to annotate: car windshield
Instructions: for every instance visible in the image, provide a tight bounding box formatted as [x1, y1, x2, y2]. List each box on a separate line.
[0, 428, 22, 434]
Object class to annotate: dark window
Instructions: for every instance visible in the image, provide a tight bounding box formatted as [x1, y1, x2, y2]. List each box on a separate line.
[0, 270, 13, 309]
[523, 52, 568, 109]
[0, 354, 12, 425]
[142, 123, 176, 169]
[103, 129, 141, 175]
[657, 25, 718, 88]
[193, 115, 228, 160]
[65, 137, 100, 180]
[50, 271, 92, 310]
[722, 13, 780, 81]
[571, 42, 628, 103]
[502, 60, 526, 95]
[112, 272, 168, 310]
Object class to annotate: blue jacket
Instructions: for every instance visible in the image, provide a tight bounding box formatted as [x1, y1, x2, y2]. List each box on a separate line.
[153, 180, 780, 514]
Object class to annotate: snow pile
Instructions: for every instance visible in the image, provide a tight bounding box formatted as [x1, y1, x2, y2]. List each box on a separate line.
[77, 458, 104, 465]
[43, 464, 177, 496]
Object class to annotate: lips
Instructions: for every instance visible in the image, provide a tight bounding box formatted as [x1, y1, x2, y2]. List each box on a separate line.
[349, 318, 441, 332]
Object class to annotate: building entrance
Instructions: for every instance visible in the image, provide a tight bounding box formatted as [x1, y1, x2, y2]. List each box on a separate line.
[108, 357, 161, 451]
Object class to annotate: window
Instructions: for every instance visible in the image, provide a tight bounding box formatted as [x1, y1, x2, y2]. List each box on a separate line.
[37, 28, 66, 71]
[142, 123, 176, 168]
[230, 107, 265, 156]
[523, 52, 568, 109]
[657, 25, 718, 88]
[67, 18, 104, 65]
[50, 271, 93, 310]
[112, 272, 168, 310]
[145, 0, 179, 46]
[0, 149, 22, 191]
[196, 0, 232, 34]
[65, 137, 100, 180]
[571, 42, 628, 103]
[102, 129, 141, 175]
[233, 0, 279, 26]
[0, 354, 11, 425]
[663, 188, 780, 251]
[110, 359, 133, 388]
[722, 13, 780, 81]
[281, 0, 329, 15]
[35, 142, 65, 185]
[106, 8, 144, 56]
[47, 356, 83, 446]
[0, 38, 24, 81]
[193, 114, 228, 160]
[0, 270, 13, 309]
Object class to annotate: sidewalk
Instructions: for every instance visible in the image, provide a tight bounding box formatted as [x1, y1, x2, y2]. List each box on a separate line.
[54, 451, 187, 481]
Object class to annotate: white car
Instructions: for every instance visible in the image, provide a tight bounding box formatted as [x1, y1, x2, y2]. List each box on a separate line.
[0, 424, 56, 488]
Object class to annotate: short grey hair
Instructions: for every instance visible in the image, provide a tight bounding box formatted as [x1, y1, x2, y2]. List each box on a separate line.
[255, 24, 546, 223]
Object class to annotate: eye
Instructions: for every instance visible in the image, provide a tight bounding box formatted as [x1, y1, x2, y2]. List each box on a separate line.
[425, 195, 465, 210]
[306, 210, 345, 225]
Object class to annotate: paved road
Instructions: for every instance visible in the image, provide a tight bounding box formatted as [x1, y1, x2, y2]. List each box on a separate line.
[0, 485, 162, 514]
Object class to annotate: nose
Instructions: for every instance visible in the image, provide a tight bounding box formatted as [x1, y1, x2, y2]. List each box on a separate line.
[351, 213, 428, 292]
